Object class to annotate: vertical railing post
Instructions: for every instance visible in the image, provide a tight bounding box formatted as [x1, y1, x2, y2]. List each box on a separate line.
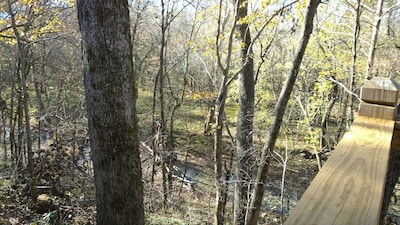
[358, 77, 400, 120]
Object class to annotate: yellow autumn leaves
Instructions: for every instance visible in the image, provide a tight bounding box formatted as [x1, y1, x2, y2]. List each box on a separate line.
[0, 0, 71, 44]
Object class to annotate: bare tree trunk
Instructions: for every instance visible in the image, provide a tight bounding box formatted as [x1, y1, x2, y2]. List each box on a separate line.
[158, 0, 171, 207]
[234, 0, 255, 224]
[22, 58, 36, 200]
[151, 71, 159, 186]
[33, 42, 46, 115]
[77, 0, 145, 224]
[245, 0, 320, 224]
[165, 2, 197, 171]
[214, 82, 228, 225]
[213, 0, 238, 222]
[6, 0, 36, 200]
[347, 0, 361, 129]
[320, 82, 338, 150]
[365, 0, 384, 79]
[204, 103, 215, 136]
[1, 97, 7, 164]
[9, 82, 16, 167]
[16, 88, 23, 168]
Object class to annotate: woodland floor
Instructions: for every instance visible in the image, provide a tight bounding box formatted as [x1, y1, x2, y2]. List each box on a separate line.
[1, 137, 400, 225]
[1, 90, 400, 224]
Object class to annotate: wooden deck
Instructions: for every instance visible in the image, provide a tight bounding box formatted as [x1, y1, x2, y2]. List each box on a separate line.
[284, 116, 395, 225]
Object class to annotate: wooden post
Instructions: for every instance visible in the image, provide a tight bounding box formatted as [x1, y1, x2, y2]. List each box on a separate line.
[284, 77, 400, 225]
[358, 77, 400, 120]
[358, 77, 400, 150]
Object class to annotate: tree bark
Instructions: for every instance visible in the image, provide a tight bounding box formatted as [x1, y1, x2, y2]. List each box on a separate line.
[157, 0, 172, 207]
[9, 83, 16, 167]
[6, 0, 36, 199]
[365, 0, 384, 79]
[320, 82, 339, 150]
[347, 0, 361, 129]
[214, 82, 228, 225]
[77, 1, 144, 224]
[213, 0, 241, 223]
[245, 0, 320, 224]
[1, 97, 6, 163]
[234, 0, 255, 224]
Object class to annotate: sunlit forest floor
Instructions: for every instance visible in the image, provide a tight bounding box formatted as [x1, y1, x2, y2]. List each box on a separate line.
[0, 138, 321, 224]
[1, 143, 399, 225]
[0, 144, 96, 224]
[0, 89, 400, 224]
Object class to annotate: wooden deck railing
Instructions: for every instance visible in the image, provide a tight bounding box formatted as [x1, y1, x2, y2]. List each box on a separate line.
[284, 77, 400, 225]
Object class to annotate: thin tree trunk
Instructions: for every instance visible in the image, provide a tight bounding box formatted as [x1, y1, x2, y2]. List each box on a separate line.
[214, 82, 228, 225]
[245, 0, 320, 224]
[1, 100, 6, 164]
[365, 0, 384, 79]
[204, 104, 215, 136]
[6, 0, 36, 200]
[161, 159, 168, 206]
[151, 70, 159, 185]
[320, 82, 338, 150]
[156, 0, 175, 206]
[213, 0, 241, 223]
[22, 60, 36, 200]
[9, 83, 16, 167]
[33, 42, 46, 115]
[16, 96, 23, 168]
[234, 0, 255, 224]
[347, 0, 361, 129]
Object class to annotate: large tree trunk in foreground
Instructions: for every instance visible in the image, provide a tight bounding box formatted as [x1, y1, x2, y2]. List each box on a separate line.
[77, 1, 144, 224]
[245, 0, 320, 224]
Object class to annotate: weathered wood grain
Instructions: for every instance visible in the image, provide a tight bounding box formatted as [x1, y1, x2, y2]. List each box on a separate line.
[391, 121, 400, 151]
[358, 101, 397, 120]
[360, 77, 399, 106]
[284, 116, 394, 225]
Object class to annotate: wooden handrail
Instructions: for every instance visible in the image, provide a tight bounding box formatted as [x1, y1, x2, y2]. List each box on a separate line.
[284, 116, 394, 225]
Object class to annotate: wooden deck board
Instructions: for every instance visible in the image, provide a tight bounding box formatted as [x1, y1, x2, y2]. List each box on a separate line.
[284, 116, 395, 225]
